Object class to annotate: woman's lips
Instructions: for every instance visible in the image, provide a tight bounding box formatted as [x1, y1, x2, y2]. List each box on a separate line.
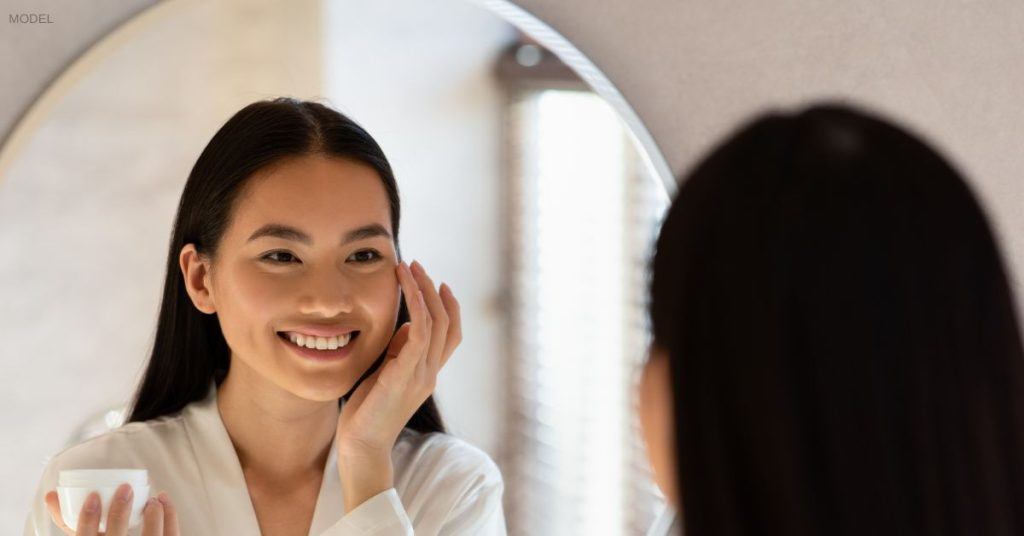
[279, 325, 359, 338]
[277, 331, 359, 361]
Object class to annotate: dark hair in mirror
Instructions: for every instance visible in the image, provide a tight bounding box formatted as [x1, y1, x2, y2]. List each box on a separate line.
[126, 97, 445, 434]
[649, 102, 1024, 534]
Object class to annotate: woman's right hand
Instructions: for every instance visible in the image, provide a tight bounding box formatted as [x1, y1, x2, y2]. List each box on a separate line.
[43, 483, 179, 535]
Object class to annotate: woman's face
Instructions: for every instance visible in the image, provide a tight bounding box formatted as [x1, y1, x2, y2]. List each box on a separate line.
[639, 343, 679, 507]
[182, 154, 400, 402]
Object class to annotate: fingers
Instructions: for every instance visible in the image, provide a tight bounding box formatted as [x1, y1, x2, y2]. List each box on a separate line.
[141, 497, 164, 535]
[386, 323, 411, 359]
[157, 491, 180, 536]
[103, 483, 134, 536]
[74, 491, 101, 536]
[438, 283, 462, 367]
[42, 486, 176, 536]
[410, 261, 449, 371]
[395, 261, 429, 373]
[43, 490, 74, 535]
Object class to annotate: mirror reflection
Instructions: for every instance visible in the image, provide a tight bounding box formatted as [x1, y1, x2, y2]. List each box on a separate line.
[0, 1, 671, 535]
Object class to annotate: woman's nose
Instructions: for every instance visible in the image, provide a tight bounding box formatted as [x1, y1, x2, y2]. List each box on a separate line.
[296, 270, 356, 316]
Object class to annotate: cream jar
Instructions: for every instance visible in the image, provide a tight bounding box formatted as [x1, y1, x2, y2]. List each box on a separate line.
[56, 469, 150, 531]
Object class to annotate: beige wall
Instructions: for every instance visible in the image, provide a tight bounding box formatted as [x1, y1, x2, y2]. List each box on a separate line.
[0, 0, 156, 141]
[514, 0, 1024, 309]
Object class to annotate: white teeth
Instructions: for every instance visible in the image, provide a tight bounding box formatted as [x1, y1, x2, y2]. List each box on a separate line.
[286, 332, 352, 350]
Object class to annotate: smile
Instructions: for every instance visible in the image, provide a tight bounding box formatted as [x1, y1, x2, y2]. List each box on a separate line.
[277, 331, 360, 361]
[279, 331, 356, 350]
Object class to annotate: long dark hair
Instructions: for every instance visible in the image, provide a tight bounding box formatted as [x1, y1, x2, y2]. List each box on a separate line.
[127, 97, 445, 434]
[649, 102, 1024, 534]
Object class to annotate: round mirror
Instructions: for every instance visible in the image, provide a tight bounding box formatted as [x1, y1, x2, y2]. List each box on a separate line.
[0, 1, 673, 534]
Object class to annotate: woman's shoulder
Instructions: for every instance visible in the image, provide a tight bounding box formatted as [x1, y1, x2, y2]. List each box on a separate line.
[394, 429, 503, 490]
[34, 415, 186, 493]
[391, 429, 505, 528]
[45, 414, 186, 469]
[25, 415, 189, 535]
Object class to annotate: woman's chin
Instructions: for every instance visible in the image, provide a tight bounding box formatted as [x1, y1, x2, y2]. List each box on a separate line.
[284, 374, 357, 403]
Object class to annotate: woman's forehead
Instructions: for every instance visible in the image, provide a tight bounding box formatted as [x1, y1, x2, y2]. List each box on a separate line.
[232, 155, 393, 237]
[247, 154, 386, 199]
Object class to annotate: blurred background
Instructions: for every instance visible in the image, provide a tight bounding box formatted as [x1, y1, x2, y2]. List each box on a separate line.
[0, 0, 671, 534]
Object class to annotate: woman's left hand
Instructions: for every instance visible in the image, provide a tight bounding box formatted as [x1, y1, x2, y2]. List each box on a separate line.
[334, 260, 461, 511]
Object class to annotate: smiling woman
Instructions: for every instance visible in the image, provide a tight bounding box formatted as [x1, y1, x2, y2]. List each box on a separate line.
[24, 98, 506, 536]
[177, 153, 405, 404]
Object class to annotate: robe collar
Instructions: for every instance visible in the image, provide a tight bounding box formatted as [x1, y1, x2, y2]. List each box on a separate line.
[182, 378, 345, 535]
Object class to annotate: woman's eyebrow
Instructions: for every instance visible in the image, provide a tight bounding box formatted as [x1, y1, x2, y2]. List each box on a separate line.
[246, 223, 392, 245]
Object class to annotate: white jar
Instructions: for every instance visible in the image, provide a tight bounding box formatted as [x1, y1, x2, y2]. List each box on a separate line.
[57, 469, 150, 531]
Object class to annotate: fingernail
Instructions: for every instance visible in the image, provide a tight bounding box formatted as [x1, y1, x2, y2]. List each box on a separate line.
[84, 492, 100, 513]
[411, 260, 421, 271]
[440, 282, 450, 294]
[115, 483, 133, 503]
[144, 497, 159, 512]
[157, 491, 170, 505]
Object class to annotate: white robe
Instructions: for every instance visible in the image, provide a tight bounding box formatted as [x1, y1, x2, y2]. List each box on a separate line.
[646, 505, 681, 536]
[23, 379, 507, 535]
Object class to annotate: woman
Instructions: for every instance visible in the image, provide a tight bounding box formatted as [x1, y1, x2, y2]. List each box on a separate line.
[26, 98, 505, 535]
[639, 103, 1024, 534]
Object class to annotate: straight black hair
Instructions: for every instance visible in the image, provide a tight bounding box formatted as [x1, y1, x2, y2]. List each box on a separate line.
[649, 102, 1024, 534]
[127, 97, 445, 434]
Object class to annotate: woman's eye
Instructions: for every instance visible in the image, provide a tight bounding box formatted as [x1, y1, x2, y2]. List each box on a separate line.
[261, 251, 299, 264]
[348, 249, 382, 263]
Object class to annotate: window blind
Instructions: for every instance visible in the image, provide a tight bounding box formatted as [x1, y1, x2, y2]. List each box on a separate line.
[500, 84, 669, 535]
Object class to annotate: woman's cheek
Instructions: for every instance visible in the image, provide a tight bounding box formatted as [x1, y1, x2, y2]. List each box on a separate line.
[358, 267, 402, 350]
[367, 265, 401, 319]
[228, 260, 279, 301]
[216, 265, 272, 330]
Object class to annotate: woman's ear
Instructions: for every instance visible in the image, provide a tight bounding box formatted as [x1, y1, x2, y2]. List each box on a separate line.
[179, 243, 217, 314]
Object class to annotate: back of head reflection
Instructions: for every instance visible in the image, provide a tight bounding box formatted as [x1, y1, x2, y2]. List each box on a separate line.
[640, 103, 1024, 534]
